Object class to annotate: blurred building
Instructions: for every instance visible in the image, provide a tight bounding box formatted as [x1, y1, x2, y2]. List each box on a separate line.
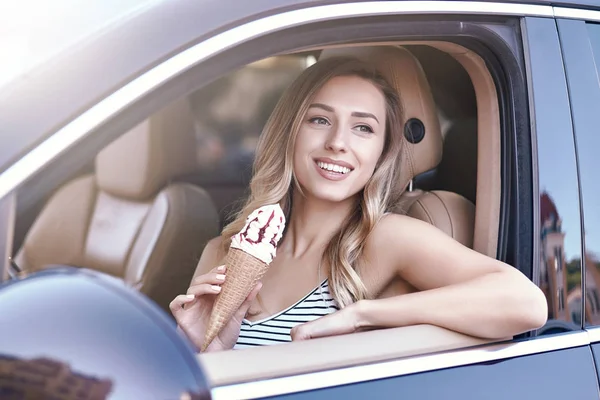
[0, 356, 112, 400]
[540, 191, 600, 327]
[584, 252, 600, 325]
[540, 192, 570, 322]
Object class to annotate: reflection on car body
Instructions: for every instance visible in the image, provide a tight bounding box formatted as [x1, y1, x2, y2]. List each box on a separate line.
[0, 355, 113, 400]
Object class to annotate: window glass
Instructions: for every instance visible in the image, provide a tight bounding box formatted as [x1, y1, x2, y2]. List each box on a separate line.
[526, 18, 584, 333]
[579, 23, 600, 326]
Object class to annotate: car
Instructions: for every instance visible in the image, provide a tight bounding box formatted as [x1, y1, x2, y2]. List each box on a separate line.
[1, 0, 600, 398]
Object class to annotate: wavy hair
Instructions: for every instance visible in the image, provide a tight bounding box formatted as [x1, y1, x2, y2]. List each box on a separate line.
[221, 56, 408, 307]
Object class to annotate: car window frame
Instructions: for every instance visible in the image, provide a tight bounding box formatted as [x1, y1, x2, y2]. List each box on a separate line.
[0, 193, 16, 282]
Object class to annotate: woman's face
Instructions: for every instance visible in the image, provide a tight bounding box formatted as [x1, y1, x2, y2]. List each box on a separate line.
[293, 75, 387, 203]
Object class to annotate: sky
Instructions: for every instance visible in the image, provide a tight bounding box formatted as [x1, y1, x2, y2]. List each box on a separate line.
[0, 0, 159, 89]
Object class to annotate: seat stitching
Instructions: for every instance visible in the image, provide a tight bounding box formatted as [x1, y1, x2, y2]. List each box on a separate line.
[430, 192, 454, 238]
[415, 200, 434, 225]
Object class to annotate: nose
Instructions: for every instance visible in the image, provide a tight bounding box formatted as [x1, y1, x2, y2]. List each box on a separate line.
[325, 123, 347, 153]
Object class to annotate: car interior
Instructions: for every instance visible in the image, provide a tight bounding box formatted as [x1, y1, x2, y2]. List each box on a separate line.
[8, 41, 504, 379]
[11, 99, 220, 313]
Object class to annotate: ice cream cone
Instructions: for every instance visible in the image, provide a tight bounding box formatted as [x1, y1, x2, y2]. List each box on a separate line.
[202, 248, 269, 351]
[201, 204, 286, 352]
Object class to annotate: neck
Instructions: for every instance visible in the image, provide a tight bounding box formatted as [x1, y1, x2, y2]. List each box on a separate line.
[280, 189, 358, 259]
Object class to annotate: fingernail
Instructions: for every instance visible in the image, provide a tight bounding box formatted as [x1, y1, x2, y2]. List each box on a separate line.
[216, 274, 225, 281]
[186, 295, 195, 299]
[211, 285, 221, 292]
[217, 265, 225, 272]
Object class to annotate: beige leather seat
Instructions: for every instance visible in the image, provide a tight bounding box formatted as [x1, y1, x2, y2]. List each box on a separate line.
[14, 99, 220, 312]
[320, 46, 475, 248]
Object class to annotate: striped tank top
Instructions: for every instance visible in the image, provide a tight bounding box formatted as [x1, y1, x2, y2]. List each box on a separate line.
[234, 280, 339, 349]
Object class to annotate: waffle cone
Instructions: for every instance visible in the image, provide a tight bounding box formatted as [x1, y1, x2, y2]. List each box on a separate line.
[202, 248, 269, 351]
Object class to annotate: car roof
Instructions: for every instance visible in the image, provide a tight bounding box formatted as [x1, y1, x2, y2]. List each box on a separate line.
[0, 0, 159, 89]
[0, 0, 597, 179]
[524, 0, 599, 5]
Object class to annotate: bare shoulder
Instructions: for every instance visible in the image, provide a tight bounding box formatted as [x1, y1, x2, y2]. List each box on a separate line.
[365, 213, 446, 271]
[368, 213, 432, 244]
[369, 212, 476, 254]
[192, 236, 225, 280]
[358, 214, 419, 293]
[367, 213, 510, 291]
[362, 214, 412, 275]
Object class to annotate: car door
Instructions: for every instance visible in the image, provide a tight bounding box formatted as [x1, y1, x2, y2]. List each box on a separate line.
[210, 11, 600, 400]
[0, 2, 599, 400]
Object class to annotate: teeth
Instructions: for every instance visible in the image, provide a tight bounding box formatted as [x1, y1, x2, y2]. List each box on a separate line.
[317, 161, 351, 174]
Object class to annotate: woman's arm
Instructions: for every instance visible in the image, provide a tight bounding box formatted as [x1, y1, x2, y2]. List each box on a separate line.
[291, 214, 547, 341]
[358, 214, 548, 339]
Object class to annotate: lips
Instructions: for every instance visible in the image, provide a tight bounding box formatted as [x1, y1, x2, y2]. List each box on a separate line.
[316, 161, 351, 174]
[314, 157, 354, 173]
[313, 157, 354, 181]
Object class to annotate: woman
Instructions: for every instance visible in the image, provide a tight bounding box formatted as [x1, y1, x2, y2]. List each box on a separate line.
[170, 56, 547, 352]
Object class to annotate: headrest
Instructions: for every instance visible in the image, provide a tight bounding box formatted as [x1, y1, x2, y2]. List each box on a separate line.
[319, 46, 443, 191]
[95, 99, 198, 201]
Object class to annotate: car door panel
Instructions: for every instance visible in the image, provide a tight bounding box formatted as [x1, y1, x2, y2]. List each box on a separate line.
[264, 346, 598, 400]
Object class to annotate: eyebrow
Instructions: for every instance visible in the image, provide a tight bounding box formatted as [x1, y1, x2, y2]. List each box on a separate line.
[308, 103, 380, 124]
[352, 111, 379, 124]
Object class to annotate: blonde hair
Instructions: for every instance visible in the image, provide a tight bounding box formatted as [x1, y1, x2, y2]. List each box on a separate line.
[221, 56, 408, 307]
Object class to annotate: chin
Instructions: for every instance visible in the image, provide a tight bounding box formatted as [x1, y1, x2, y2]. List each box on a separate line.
[304, 185, 359, 204]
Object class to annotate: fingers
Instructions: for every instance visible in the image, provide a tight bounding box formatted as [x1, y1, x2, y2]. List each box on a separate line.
[186, 283, 222, 296]
[169, 294, 196, 315]
[187, 266, 226, 296]
[170, 265, 227, 317]
[234, 282, 263, 321]
[191, 266, 226, 286]
[190, 265, 225, 287]
[290, 322, 313, 341]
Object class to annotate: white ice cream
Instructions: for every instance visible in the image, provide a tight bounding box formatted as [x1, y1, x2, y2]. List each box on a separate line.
[231, 204, 286, 264]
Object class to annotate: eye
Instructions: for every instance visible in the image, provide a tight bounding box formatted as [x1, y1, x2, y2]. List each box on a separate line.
[355, 124, 374, 134]
[309, 117, 330, 126]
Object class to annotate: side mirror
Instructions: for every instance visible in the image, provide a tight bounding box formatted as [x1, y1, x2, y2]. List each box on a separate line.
[0, 266, 211, 399]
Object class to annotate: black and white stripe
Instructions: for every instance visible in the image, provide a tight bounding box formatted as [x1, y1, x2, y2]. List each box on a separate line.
[234, 281, 339, 349]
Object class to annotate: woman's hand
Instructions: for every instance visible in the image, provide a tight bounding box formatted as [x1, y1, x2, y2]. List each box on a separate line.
[291, 302, 365, 341]
[170, 265, 262, 352]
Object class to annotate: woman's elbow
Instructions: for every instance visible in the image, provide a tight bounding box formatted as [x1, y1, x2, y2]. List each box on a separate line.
[510, 279, 548, 333]
[523, 285, 549, 330]
[497, 268, 548, 333]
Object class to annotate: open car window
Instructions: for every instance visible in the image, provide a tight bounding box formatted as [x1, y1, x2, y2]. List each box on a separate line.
[9, 37, 510, 374]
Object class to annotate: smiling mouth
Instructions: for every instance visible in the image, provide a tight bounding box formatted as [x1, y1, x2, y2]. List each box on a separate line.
[316, 161, 352, 175]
